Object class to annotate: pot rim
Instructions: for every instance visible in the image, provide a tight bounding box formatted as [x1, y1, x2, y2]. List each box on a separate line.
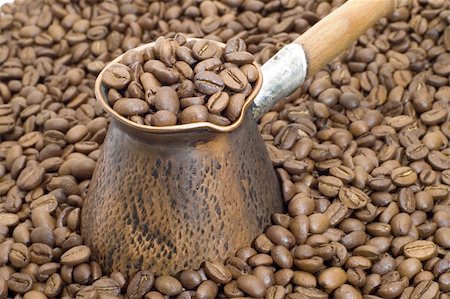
[94, 38, 263, 134]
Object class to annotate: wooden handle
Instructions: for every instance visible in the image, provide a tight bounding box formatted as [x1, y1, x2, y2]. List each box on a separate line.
[295, 0, 398, 78]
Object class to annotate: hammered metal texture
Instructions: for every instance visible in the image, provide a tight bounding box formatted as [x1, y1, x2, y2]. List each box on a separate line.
[81, 110, 283, 277]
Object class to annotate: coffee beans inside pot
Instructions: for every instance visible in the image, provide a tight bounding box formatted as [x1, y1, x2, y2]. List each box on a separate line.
[0, 0, 450, 297]
[102, 35, 258, 127]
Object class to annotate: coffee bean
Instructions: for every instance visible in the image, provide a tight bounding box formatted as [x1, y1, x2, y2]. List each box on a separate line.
[23, 290, 47, 299]
[420, 108, 448, 125]
[428, 150, 450, 170]
[435, 227, 450, 248]
[140, 72, 161, 93]
[220, 67, 248, 92]
[0, 116, 15, 134]
[7, 273, 33, 293]
[339, 187, 369, 209]
[206, 92, 229, 114]
[293, 286, 328, 299]
[192, 40, 220, 60]
[151, 110, 177, 126]
[196, 280, 218, 299]
[154, 86, 180, 114]
[126, 271, 154, 299]
[271, 245, 293, 269]
[404, 240, 437, 261]
[240, 64, 259, 83]
[225, 93, 246, 122]
[318, 267, 347, 292]
[16, 166, 45, 191]
[180, 105, 208, 124]
[159, 40, 178, 67]
[60, 245, 91, 266]
[410, 280, 439, 299]
[203, 260, 232, 284]
[113, 98, 149, 117]
[102, 64, 131, 89]
[318, 176, 343, 197]
[224, 51, 255, 65]
[334, 284, 362, 299]
[236, 274, 265, 298]
[391, 166, 417, 186]
[154, 275, 182, 296]
[265, 225, 295, 249]
[194, 71, 224, 95]
[265, 285, 285, 299]
[92, 278, 120, 296]
[179, 270, 202, 289]
[9, 243, 30, 268]
[30, 243, 53, 265]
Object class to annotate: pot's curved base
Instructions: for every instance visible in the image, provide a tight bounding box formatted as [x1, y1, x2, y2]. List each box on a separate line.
[81, 117, 283, 276]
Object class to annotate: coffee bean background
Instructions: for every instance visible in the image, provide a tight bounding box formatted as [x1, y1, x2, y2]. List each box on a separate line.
[0, 0, 450, 298]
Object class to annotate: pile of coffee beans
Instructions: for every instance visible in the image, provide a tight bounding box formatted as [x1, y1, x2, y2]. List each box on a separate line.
[103, 35, 258, 126]
[0, 0, 450, 298]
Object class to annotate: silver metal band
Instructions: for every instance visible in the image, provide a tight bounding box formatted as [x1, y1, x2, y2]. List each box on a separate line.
[251, 43, 308, 120]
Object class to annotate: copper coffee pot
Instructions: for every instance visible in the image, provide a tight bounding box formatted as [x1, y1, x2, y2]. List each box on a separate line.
[82, 0, 399, 277]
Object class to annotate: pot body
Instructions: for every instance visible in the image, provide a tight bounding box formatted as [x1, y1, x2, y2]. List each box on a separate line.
[81, 109, 283, 276]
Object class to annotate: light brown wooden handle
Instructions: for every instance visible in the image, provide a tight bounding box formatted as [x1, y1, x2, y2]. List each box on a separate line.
[295, 0, 398, 78]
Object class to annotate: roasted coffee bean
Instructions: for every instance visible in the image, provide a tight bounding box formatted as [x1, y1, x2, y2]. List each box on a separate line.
[236, 274, 265, 298]
[180, 105, 208, 124]
[159, 40, 178, 67]
[420, 109, 448, 125]
[194, 58, 222, 73]
[194, 71, 225, 95]
[154, 87, 180, 114]
[126, 271, 154, 299]
[265, 285, 285, 299]
[265, 225, 295, 249]
[7, 272, 33, 293]
[92, 277, 120, 296]
[428, 150, 450, 170]
[224, 51, 255, 66]
[113, 98, 149, 117]
[318, 267, 347, 292]
[334, 284, 362, 299]
[225, 93, 246, 122]
[406, 143, 429, 161]
[60, 245, 91, 266]
[339, 187, 369, 209]
[220, 67, 248, 92]
[102, 64, 131, 89]
[192, 40, 220, 60]
[151, 110, 177, 127]
[154, 275, 182, 296]
[330, 165, 355, 184]
[16, 166, 45, 191]
[240, 64, 259, 83]
[203, 260, 232, 284]
[410, 280, 439, 299]
[224, 39, 247, 54]
[206, 92, 229, 114]
[318, 176, 343, 197]
[391, 166, 417, 186]
[435, 227, 450, 248]
[404, 240, 437, 261]
[179, 270, 202, 290]
[196, 279, 218, 299]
